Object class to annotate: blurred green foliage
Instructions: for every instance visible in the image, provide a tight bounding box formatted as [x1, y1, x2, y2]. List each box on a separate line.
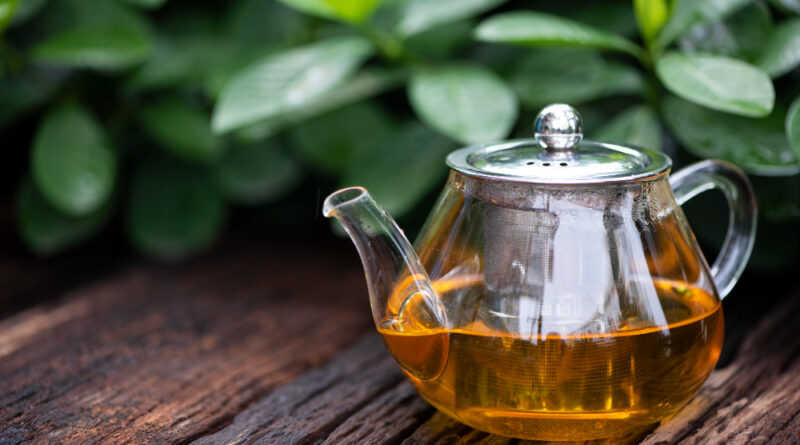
[3, 0, 800, 266]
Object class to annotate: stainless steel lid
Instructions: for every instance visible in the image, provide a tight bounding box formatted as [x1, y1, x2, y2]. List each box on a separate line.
[446, 104, 671, 184]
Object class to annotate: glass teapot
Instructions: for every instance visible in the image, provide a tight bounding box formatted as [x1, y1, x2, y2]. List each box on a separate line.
[322, 104, 756, 441]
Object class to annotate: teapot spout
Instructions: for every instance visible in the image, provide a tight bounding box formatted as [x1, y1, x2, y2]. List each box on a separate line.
[323, 187, 448, 346]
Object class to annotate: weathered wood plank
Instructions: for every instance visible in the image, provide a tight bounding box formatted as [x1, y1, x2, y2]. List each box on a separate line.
[321, 381, 434, 445]
[400, 412, 496, 445]
[2, 229, 800, 444]
[191, 287, 800, 445]
[193, 335, 433, 445]
[0, 237, 373, 444]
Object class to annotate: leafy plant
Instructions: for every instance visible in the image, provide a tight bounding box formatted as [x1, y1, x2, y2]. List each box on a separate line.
[3, 0, 800, 268]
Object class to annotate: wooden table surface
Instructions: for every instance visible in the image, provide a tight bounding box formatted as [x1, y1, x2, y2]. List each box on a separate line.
[1, 232, 799, 445]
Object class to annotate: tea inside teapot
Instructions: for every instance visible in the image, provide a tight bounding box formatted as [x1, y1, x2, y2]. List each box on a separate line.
[379, 276, 722, 441]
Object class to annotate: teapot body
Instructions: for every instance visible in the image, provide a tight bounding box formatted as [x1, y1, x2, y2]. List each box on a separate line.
[325, 104, 755, 441]
[382, 170, 724, 441]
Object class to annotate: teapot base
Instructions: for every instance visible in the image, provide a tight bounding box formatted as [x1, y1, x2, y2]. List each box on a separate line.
[445, 404, 659, 441]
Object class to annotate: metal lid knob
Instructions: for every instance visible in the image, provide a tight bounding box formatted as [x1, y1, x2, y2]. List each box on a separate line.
[446, 102, 671, 185]
[534, 104, 583, 150]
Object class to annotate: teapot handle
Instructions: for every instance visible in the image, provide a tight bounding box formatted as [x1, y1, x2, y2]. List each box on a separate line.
[670, 160, 757, 299]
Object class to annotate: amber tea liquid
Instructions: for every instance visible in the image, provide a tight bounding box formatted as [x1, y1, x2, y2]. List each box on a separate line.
[379, 281, 723, 441]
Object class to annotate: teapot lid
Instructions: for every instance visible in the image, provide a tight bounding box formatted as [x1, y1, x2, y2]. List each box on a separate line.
[446, 104, 671, 184]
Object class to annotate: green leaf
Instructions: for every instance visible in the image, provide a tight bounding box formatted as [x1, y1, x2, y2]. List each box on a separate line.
[788, 96, 800, 155]
[128, 5, 290, 96]
[34, 27, 152, 69]
[17, 177, 112, 256]
[655, 0, 752, 50]
[126, 157, 227, 261]
[342, 123, 453, 216]
[323, 0, 380, 23]
[663, 96, 800, 176]
[119, 0, 167, 9]
[126, 36, 203, 92]
[247, 0, 368, 24]
[592, 104, 662, 151]
[394, 0, 506, 37]
[234, 68, 405, 142]
[0, 0, 18, 33]
[600, 63, 646, 95]
[756, 19, 800, 78]
[634, 0, 669, 45]
[216, 142, 301, 204]
[408, 64, 517, 144]
[655, 52, 774, 117]
[33, 1, 153, 70]
[139, 98, 223, 162]
[31, 104, 116, 216]
[474, 11, 644, 58]
[278, 0, 379, 23]
[127, 34, 244, 95]
[288, 102, 395, 174]
[275, 0, 335, 19]
[201, 47, 278, 100]
[212, 36, 374, 134]
[511, 49, 643, 108]
[678, 3, 772, 60]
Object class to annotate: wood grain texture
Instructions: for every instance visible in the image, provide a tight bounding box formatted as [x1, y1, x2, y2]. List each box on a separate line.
[193, 335, 432, 445]
[0, 237, 372, 444]
[189, 286, 800, 445]
[1, 234, 800, 444]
